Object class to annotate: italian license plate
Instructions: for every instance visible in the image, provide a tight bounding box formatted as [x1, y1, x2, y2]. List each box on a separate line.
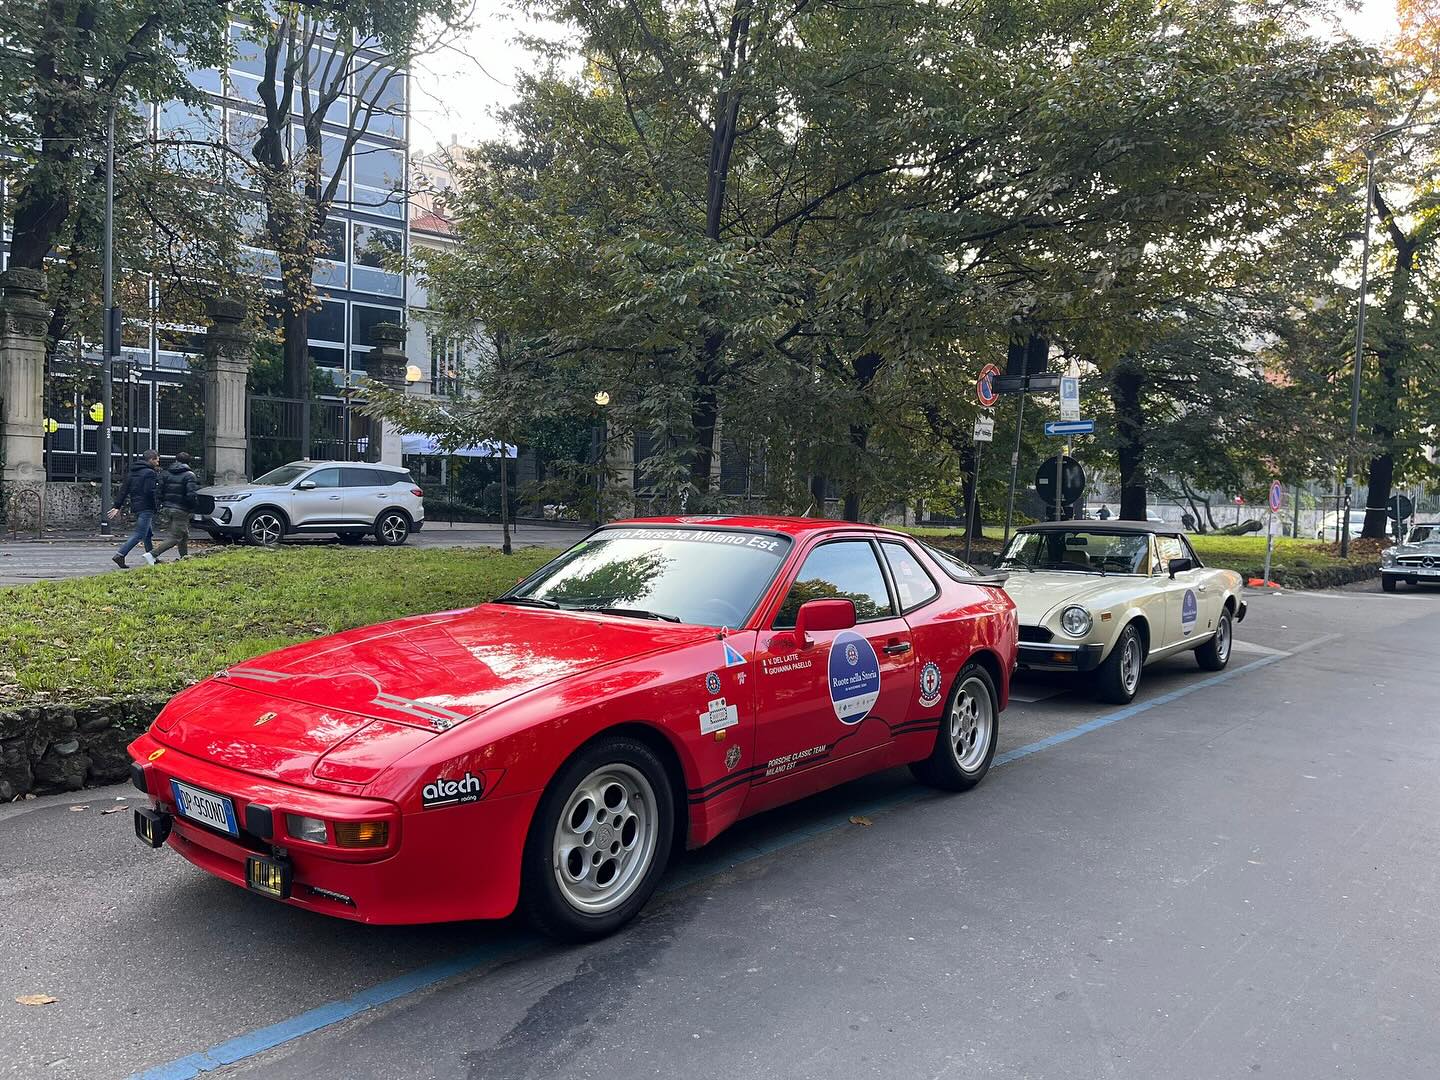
[170, 780, 238, 836]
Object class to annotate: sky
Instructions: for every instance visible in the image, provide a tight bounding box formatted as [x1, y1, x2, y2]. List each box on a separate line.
[407, 0, 1405, 155]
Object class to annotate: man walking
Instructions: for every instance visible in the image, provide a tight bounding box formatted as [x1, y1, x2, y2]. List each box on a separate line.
[108, 449, 160, 568]
[146, 452, 199, 564]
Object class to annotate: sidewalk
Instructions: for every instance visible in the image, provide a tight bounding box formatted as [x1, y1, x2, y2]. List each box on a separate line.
[0, 521, 585, 587]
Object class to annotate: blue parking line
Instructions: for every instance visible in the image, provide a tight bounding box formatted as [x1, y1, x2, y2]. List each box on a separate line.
[127, 652, 1284, 1080]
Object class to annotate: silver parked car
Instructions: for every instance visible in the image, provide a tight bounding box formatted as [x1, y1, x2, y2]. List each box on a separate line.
[194, 461, 426, 547]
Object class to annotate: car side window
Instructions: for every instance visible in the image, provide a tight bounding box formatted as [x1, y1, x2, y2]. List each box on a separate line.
[1179, 535, 1202, 566]
[304, 468, 342, 488]
[881, 541, 940, 612]
[1155, 534, 1186, 568]
[342, 468, 390, 488]
[774, 541, 894, 628]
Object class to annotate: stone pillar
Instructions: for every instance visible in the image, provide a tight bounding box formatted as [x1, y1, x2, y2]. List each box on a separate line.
[366, 322, 408, 466]
[0, 269, 49, 493]
[201, 297, 253, 485]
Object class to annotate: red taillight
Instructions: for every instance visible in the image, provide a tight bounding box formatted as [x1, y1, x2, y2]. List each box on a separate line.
[411, 487, 423, 497]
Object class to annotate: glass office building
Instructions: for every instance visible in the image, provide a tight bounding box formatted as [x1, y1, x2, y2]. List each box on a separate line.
[12, 19, 409, 482]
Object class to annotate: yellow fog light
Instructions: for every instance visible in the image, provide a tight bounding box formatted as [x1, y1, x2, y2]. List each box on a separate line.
[334, 820, 389, 849]
[246, 855, 292, 899]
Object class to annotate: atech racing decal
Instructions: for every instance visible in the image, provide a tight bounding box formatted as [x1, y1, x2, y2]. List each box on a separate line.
[828, 630, 880, 725]
[918, 662, 944, 710]
[1181, 589, 1198, 636]
[421, 771, 485, 809]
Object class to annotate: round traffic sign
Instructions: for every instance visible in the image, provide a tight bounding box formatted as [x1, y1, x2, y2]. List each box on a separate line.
[1268, 480, 1283, 513]
[1034, 455, 1087, 506]
[976, 363, 1001, 408]
[1389, 493, 1414, 522]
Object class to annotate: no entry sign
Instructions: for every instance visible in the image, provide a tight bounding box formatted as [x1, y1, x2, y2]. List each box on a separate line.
[976, 364, 1001, 408]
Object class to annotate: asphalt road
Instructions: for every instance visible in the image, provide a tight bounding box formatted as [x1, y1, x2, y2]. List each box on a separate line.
[3, 583, 1439, 1079]
[0, 522, 586, 587]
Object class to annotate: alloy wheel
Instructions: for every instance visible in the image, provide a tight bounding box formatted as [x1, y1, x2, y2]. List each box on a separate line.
[552, 764, 658, 915]
[949, 676, 994, 772]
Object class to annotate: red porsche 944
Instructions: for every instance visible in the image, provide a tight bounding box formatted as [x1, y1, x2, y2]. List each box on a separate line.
[129, 517, 1017, 939]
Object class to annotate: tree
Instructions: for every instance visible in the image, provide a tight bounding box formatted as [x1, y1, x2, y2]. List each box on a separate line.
[230, 0, 463, 406]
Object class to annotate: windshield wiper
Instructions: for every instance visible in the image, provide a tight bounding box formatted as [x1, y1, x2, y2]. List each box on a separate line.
[492, 595, 560, 609]
[999, 559, 1035, 573]
[588, 606, 682, 623]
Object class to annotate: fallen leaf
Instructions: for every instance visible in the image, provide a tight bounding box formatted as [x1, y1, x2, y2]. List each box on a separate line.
[849, 815, 872, 827]
[69, 805, 89, 812]
[15, 995, 58, 1006]
[101, 806, 126, 815]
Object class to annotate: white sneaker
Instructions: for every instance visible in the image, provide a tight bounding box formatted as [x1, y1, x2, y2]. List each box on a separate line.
[142, 553, 157, 566]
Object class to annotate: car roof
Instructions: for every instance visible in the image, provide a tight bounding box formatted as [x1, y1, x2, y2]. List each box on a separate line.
[280, 460, 407, 472]
[1016, 520, 1182, 536]
[613, 515, 914, 539]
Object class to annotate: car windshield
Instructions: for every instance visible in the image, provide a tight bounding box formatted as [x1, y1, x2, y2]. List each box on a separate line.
[1000, 529, 1149, 574]
[251, 465, 310, 486]
[506, 526, 792, 627]
[1409, 525, 1436, 543]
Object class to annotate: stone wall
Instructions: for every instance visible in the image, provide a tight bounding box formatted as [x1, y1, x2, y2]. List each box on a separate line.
[43, 480, 103, 530]
[0, 697, 166, 800]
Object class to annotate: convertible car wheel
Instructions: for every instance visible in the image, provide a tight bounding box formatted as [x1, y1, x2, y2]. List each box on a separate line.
[1195, 609, 1232, 671]
[910, 663, 998, 792]
[521, 736, 675, 941]
[1095, 624, 1144, 704]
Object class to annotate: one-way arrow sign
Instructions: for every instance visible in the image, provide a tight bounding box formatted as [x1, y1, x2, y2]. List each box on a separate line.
[1044, 419, 1095, 436]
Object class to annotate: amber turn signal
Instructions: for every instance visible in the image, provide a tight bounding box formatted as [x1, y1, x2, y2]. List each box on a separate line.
[334, 820, 389, 848]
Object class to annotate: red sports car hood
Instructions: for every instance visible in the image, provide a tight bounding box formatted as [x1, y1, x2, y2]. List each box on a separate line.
[152, 605, 713, 784]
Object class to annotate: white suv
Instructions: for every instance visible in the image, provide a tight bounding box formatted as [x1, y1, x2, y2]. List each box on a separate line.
[195, 461, 426, 547]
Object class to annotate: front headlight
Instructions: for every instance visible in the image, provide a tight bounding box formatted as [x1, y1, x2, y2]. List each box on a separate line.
[214, 493, 252, 503]
[1381, 548, 1397, 565]
[285, 814, 328, 844]
[1060, 606, 1093, 637]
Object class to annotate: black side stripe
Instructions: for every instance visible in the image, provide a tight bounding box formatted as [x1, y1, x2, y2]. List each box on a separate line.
[688, 764, 766, 796]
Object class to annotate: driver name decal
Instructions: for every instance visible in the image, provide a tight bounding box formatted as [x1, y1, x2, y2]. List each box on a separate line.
[1182, 589, 1198, 636]
[828, 630, 881, 725]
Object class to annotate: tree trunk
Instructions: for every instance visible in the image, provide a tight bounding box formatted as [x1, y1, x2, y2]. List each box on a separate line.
[808, 474, 826, 516]
[1361, 231, 1414, 539]
[1111, 361, 1147, 520]
[960, 443, 983, 538]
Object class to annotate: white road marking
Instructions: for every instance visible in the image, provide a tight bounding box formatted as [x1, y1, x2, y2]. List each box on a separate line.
[1230, 639, 1292, 657]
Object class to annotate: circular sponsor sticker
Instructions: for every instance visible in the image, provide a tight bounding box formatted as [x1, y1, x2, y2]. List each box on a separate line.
[918, 661, 944, 709]
[1182, 589, 1198, 636]
[829, 631, 881, 725]
[705, 671, 721, 695]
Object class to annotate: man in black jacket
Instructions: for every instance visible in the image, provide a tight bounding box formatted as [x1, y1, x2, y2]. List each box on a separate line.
[108, 449, 160, 568]
[146, 452, 199, 564]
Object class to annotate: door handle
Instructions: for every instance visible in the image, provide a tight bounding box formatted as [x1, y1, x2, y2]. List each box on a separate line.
[328, 495, 341, 500]
[883, 641, 912, 656]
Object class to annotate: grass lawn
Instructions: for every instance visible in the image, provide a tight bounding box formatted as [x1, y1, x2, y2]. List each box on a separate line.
[0, 545, 558, 710]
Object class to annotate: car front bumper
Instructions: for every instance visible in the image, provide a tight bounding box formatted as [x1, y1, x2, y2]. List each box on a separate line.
[127, 734, 537, 925]
[1017, 641, 1105, 672]
[1385, 565, 1440, 580]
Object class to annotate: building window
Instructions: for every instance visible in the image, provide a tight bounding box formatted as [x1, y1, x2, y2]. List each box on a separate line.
[352, 222, 402, 296]
[351, 141, 405, 219]
[430, 335, 462, 396]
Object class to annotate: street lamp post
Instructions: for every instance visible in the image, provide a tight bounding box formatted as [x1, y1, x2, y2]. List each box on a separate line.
[98, 98, 120, 534]
[593, 391, 610, 527]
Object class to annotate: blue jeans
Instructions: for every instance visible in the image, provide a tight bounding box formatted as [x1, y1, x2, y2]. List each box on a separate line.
[116, 511, 154, 557]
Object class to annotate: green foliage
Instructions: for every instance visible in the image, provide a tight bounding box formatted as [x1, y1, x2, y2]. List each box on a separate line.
[0, 545, 558, 709]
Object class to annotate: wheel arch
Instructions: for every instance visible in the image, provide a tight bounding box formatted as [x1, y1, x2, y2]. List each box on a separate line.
[964, 647, 1006, 708]
[374, 505, 414, 527]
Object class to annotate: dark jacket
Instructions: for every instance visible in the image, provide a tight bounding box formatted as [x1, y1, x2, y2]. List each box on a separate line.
[113, 461, 159, 515]
[156, 461, 199, 512]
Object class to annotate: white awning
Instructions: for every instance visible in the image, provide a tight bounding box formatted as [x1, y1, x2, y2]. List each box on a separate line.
[401, 434, 517, 459]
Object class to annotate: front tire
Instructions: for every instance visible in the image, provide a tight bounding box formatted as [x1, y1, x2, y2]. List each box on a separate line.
[375, 509, 411, 546]
[521, 737, 675, 942]
[242, 509, 286, 547]
[1195, 609, 1232, 671]
[910, 663, 999, 792]
[1381, 575, 1398, 593]
[1095, 623, 1144, 704]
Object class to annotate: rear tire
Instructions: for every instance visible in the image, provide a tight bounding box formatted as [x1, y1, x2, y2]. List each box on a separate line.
[1381, 575, 1398, 593]
[375, 509, 410, 546]
[1095, 623, 1144, 704]
[909, 663, 998, 792]
[1195, 610, 1232, 671]
[521, 736, 675, 942]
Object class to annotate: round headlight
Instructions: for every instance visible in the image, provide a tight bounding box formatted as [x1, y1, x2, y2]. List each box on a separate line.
[1381, 548, 1397, 565]
[1060, 606, 1093, 637]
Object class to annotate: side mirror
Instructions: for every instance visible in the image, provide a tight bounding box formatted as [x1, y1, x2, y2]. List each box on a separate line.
[1167, 557, 1193, 578]
[296, 480, 316, 491]
[794, 598, 856, 647]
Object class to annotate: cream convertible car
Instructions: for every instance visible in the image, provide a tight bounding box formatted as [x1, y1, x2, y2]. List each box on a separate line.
[999, 521, 1247, 703]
